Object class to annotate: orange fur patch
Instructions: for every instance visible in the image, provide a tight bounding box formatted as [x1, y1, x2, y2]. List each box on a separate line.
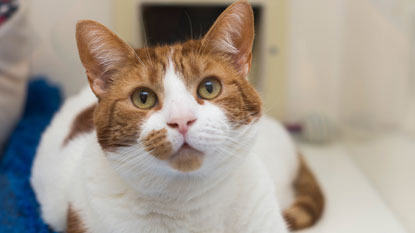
[91, 47, 170, 151]
[67, 205, 87, 233]
[63, 104, 96, 146]
[142, 128, 172, 160]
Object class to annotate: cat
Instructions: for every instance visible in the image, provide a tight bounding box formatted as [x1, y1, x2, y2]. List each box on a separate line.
[31, 1, 323, 232]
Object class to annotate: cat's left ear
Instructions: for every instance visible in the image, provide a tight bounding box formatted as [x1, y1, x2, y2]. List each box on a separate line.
[203, 0, 254, 77]
[76, 20, 138, 98]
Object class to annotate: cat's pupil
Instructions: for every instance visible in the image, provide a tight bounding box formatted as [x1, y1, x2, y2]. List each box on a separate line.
[140, 92, 148, 103]
[205, 81, 213, 93]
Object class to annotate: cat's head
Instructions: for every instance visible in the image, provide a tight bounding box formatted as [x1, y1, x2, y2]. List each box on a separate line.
[76, 0, 261, 177]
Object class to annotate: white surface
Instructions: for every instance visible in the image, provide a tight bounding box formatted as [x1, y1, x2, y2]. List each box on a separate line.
[297, 142, 408, 233]
[345, 132, 415, 233]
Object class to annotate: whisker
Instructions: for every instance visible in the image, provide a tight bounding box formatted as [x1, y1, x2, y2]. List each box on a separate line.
[184, 10, 193, 40]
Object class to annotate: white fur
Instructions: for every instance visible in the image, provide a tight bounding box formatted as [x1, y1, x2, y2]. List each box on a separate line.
[31, 86, 97, 231]
[31, 61, 297, 233]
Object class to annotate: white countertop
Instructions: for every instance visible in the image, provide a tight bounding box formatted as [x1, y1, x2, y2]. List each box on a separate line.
[297, 142, 408, 233]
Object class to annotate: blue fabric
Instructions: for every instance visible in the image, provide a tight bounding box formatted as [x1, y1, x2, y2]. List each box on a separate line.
[0, 79, 62, 233]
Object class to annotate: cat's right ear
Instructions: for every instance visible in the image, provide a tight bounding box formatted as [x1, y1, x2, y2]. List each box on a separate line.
[76, 20, 137, 98]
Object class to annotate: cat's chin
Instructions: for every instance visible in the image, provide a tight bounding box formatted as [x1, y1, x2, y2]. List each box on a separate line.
[168, 143, 204, 173]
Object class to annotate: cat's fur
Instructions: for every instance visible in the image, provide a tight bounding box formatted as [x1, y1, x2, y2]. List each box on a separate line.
[31, 1, 323, 232]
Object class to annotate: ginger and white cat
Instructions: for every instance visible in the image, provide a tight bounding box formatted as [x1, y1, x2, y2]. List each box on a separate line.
[31, 1, 323, 232]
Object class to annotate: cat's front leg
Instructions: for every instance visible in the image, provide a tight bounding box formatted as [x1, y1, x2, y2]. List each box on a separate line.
[243, 187, 289, 233]
[250, 196, 289, 233]
[230, 156, 289, 233]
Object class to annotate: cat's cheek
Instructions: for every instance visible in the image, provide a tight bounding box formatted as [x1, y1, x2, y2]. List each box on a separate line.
[185, 132, 224, 154]
[185, 122, 229, 155]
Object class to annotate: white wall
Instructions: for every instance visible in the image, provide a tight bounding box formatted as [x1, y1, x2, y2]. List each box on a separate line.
[340, 0, 411, 130]
[286, 0, 414, 131]
[28, 0, 113, 96]
[285, 0, 345, 124]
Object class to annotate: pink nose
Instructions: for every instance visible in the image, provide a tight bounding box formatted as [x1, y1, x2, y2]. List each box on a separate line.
[167, 115, 197, 135]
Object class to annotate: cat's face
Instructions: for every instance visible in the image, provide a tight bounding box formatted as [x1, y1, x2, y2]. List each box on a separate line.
[76, 0, 261, 175]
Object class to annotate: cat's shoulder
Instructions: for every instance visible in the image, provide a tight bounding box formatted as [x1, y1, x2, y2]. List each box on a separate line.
[48, 85, 97, 145]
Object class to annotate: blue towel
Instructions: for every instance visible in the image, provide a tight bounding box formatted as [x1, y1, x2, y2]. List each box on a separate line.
[0, 79, 62, 233]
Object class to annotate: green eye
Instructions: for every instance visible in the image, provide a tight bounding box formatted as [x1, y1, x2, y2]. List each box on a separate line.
[132, 88, 157, 109]
[197, 77, 221, 100]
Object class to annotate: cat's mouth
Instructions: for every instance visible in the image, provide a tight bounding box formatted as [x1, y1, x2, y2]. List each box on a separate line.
[168, 143, 204, 172]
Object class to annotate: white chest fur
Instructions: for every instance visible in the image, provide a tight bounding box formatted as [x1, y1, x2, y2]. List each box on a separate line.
[66, 135, 288, 233]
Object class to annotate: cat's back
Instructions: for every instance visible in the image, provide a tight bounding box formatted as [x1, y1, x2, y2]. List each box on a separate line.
[37, 85, 96, 152]
[31, 85, 97, 232]
[252, 116, 299, 208]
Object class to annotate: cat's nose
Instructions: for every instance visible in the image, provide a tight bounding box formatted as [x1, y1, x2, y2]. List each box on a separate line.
[167, 114, 197, 135]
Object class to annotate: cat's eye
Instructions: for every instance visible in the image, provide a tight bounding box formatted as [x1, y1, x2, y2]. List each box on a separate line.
[197, 77, 222, 100]
[131, 88, 157, 109]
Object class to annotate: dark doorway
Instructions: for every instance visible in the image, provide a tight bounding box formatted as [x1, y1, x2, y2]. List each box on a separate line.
[140, 4, 262, 46]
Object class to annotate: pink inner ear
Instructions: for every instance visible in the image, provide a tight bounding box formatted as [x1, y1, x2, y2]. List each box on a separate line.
[92, 78, 107, 97]
[234, 52, 252, 78]
[76, 20, 138, 99]
[203, 1, 255, 77]
[242, 63, 250, 78]
[86, 72, 106, 98]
